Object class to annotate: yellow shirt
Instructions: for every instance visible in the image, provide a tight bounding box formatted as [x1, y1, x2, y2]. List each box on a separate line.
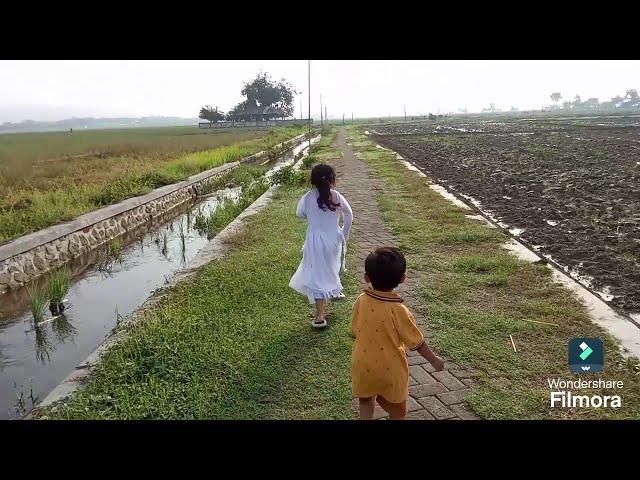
[350, 288, 425, 403]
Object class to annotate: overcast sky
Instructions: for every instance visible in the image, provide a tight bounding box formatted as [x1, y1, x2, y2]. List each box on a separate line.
[1, 60, 640, 122]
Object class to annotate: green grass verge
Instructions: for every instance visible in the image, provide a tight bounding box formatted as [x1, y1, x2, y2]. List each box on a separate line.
[37, 177, 357, 419]
[347, 126, 640, 419]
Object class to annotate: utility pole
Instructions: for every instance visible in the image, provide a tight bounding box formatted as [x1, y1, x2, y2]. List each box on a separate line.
[320, 94, 324, 135]
[351, 112, 354, 123]
[308, 60, 311, 151]
[342, 113, 345, 125]
[300, 97, 303, 121]
[404, 105, 406, 121]
[325, 105, 327, 127]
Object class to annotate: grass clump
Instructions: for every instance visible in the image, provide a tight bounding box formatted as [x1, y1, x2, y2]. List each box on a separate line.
[47, 267, 72, 315]
[230, 165, 269, 190]
[198, 164, 268, 197]
[48, 267, 71, 304]
[270, 165, 307, 189]
[195, 178, 270, 239]
[27, 285, 48, 323]
[302, 154, 317, 169]
[97, 239, 126, 272]
[107, 239, 125, 260]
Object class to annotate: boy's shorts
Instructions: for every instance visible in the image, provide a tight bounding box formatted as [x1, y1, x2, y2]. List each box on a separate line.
[359, 395, 408, 418]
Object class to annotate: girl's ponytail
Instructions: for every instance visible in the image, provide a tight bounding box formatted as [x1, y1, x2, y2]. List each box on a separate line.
[311, 164, 340, 211]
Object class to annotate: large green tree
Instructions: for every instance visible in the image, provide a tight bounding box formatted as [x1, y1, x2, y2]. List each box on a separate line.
[230, 71, 297, 118]
[199, 105, 225, 123]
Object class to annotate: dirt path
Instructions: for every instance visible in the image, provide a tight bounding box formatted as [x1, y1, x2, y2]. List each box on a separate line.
[331, 127, 479, 420]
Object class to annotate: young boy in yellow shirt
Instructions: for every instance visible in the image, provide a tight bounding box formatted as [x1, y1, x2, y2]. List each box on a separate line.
[351, 246, 444, 419]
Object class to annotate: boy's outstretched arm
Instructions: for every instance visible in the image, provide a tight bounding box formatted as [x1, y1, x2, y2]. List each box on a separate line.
[396, 305, 445, 372]
[415, 341, 445, 371]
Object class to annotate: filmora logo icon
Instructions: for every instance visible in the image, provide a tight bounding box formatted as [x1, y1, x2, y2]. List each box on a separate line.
[568, 337, 604, 373]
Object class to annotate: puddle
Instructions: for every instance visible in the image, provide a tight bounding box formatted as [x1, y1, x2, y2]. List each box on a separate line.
[0, 140, 312, 420]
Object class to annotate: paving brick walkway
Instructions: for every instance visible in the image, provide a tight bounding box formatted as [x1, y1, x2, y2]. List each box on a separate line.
[331, 127, 479, 420]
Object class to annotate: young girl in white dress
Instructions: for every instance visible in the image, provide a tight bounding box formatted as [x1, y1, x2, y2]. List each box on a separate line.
[289, 164, 353, 328]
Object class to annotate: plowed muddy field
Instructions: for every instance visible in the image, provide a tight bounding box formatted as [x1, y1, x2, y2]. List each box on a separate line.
[370, 116, 640, 315]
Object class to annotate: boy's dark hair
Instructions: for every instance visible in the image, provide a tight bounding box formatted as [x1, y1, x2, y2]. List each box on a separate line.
[364, 247, 406, 291]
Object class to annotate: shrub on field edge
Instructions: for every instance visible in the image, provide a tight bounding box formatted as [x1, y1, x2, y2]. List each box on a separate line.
[270, 165, 307, 188]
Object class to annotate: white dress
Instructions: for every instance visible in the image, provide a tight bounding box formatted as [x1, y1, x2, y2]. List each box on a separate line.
[289, 188, 353, 304]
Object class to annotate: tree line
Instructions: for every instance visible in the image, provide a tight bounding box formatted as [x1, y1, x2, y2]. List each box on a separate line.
[548, 89, 640, 111]
[199, 72, 297, 123]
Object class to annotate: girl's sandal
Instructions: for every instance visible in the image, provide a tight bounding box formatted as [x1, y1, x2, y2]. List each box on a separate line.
[311, 316, 328, 328]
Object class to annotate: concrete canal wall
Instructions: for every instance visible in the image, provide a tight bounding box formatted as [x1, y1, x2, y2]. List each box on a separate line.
[0, 134, 306, 292]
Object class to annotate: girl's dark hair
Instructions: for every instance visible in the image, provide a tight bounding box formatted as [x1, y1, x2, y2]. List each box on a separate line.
[311, 163, 340, 211]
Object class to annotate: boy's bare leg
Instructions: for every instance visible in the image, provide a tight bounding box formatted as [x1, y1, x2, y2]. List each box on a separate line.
[376, 395, 408, 420]
[359, 397, 375, 419]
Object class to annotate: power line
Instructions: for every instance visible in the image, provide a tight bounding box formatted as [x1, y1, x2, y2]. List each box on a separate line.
[308, 60, 311, 151]
[320, 94, 324, 135]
